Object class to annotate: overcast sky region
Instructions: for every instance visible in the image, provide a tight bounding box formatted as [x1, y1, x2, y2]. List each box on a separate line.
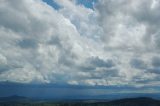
[1, 0, 160, 96]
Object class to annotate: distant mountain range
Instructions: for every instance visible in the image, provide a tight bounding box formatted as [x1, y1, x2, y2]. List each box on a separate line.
[0, 96, 160, 106]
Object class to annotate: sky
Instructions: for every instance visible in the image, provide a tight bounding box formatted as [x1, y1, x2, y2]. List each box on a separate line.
[0, 0, 160, 98]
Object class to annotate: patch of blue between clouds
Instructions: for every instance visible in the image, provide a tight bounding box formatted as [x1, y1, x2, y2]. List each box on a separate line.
[42, 0, 97, 10]
[76, 0, 97, 9]
[42, 0, 61, 10]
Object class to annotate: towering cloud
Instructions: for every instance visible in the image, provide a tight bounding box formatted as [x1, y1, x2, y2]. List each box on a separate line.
[0, 0, 160, 88]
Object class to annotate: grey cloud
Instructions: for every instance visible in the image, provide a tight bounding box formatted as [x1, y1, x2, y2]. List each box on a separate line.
[0, 1, 30, 33]
[89, 57, 115, 68]
[132, 0, 160, 50]
[154, 33, 160, 49]
[133, 0, 160, 26]
[58, 54, 76, 67]
[77, 57, 115, 72]
[48, 36, 62, 47]
[152, 56, 160, 68]
[0, 65, 10, 73]
[78, 65, 95, 72]
[130, 58, 147, 69]
[0, 64, 23, 74]
[146, 56, 160, 74]
[93, 68, 119, 78]
[18, 38, 38, 49]
[148, 68, 160, 74]
[0, 54, 23, 74]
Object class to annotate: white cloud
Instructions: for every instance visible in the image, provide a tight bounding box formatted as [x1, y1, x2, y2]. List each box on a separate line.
[0, 0, 160, 88]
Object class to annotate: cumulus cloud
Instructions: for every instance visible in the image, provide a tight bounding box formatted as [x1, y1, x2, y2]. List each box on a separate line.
[0, 0, 160, 88]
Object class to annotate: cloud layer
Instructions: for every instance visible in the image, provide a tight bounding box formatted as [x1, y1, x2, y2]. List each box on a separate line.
[0, 0, 160, 88]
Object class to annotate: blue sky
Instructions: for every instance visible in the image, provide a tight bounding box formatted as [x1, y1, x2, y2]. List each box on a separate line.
[75, 0, 97, 9]
[43, 0, 61, 10]
[43, 0, 97, 9]
[0, 0, 160, 99]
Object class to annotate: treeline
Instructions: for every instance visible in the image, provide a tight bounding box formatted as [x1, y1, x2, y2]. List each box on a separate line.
[0, 102, 160, 106]
[1, 97, 160, 106]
